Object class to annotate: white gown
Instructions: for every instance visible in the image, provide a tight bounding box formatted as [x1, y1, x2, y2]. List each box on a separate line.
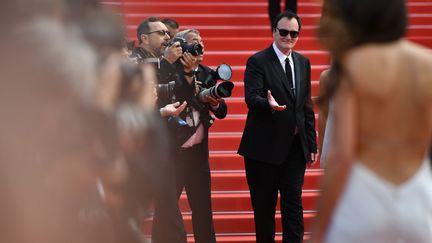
[319, 102, 334, 168]
[325, 158, 432, 243]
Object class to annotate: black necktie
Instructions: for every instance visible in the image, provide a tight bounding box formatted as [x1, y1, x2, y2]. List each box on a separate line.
[285, 57, 295, 97]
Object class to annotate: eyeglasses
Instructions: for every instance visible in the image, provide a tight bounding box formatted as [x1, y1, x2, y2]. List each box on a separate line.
[145, 30, 170, 37]
[276, 28, 299, 38]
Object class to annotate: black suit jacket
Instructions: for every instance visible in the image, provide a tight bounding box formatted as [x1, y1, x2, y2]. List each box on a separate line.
[238, 45, 317, 164]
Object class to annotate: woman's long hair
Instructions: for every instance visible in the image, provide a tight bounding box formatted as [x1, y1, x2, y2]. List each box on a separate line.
[318, 0, 407, 102]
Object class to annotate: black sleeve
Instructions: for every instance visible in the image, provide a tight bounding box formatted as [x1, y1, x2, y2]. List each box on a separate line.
[244, 56, 272, 114]
[303, 58, 317, 153]
[158, 58, 178, 84]
[211, 99, 228, 119]
[173, 61, 195, 104]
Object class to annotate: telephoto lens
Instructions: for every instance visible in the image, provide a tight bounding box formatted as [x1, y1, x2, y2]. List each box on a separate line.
[198, 63, 234, 102]
[155, 81, 175, 101]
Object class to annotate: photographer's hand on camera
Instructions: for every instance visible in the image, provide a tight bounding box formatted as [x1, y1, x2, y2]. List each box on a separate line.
[207, 96, 224, 107]
[180, 52, 198, 85]
[163, 42, 183, 64]
[198, 89, 222, 105]
[160, 101, 187, 117]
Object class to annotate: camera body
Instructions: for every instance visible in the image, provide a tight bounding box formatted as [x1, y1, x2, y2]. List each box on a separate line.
[172, 37, 204, 56]
[155, 81, 175, 102]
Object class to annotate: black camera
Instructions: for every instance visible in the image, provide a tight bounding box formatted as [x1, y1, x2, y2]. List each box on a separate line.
[198, 64, 234, 101]
[156, 81, 175, 101]
[172, 37, 204, 56]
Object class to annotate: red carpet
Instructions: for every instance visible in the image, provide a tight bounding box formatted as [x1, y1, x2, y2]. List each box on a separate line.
[105, 0, 432, 241]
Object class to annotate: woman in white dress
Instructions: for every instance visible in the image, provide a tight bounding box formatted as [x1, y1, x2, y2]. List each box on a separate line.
[318, 69, 333, 169]
[312, 0, 432, 242]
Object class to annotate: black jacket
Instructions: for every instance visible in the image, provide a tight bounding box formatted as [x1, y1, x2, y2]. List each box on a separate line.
[130, 47, 193, 108]
[238, 46, 317, 164]
[176, 64, 228, 147]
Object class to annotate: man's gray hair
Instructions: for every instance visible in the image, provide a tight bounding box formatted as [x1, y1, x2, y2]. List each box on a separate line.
[175, 29, 200, 39]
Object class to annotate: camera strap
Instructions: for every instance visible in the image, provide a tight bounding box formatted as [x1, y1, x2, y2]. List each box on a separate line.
[185, 106, 196, 127]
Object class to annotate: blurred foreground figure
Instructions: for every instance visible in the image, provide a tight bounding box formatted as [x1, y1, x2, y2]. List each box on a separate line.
[312, 0, 432, 242]
[0, 1, 152, 242]
[0, 25, 116, 243]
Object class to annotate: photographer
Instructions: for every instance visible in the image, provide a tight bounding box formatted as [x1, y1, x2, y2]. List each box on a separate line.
[130, 17, 198, 243]
[131, 17, 196, 106]
[173, 29, 227, 243]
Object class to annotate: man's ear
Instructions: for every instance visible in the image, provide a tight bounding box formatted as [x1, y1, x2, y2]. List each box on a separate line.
[140, 34, 148, 44]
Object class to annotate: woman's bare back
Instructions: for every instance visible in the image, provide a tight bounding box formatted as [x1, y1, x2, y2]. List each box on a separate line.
[345, 40, 432, 184]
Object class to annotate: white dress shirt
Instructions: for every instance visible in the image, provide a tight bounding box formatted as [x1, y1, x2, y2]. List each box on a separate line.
[272, 42, 295, 90]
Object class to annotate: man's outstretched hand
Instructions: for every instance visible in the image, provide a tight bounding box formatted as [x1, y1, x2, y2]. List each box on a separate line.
[267, 90, 286, 111]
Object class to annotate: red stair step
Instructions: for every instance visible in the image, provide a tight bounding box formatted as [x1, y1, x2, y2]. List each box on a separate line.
[127, 25, 315, 38]
[226, 65, 329, 83]
[209, 115, 247, 133]
[408, 36, 432, 48]
[204, 37, 324, 51]
[209, 152, 322, 170]
[407, 25, 432, 37]
[121, 2, 322, 14]
[203, 36, 432, 51]
[210, 152, 246, 170]
[111, 1, 432, 16]
[201, 233, 311, 243]
[210, 114, 319, 133]
[209, 128, 318, 151]
[125, 14, 322, 26]
[125, 13, 432, 27]
[221, 98, 319, 115]
[220, 81, 320, 99]
[179, 190, 320, 212]
[182, 211, 316, 234]
[210, 170, 323, 191]
[127, 25, 432, 38]
[408, 3, 432, 14]
[142, 219, 313, 241]
[203, 50, 330, 66]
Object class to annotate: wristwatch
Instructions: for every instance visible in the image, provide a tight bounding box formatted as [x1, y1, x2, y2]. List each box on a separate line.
[184, 70, 195, 77]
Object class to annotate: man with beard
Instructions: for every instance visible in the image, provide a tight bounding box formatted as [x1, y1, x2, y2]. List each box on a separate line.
[131, 17, 197, 243]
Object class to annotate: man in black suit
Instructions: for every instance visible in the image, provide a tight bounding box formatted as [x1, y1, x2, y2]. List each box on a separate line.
[238, 11, 317, 243]
[173, 29, 227, 243]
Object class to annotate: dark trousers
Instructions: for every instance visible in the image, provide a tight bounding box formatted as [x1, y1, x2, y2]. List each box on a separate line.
[152, 163, 187, 243]
[245, 135, 306, 243]
[176, 143, 216, 243]
[268, 0, 298, 26]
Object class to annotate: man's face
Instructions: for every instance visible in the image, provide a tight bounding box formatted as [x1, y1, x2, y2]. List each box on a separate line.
[185, 32, 204, 63]
[140, 21, 170, 57]
[273, 17, 299, 54]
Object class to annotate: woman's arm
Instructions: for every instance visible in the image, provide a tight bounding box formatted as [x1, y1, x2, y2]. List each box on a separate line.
[312, 78, 357, 242]
[318, 70, 330, 156]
